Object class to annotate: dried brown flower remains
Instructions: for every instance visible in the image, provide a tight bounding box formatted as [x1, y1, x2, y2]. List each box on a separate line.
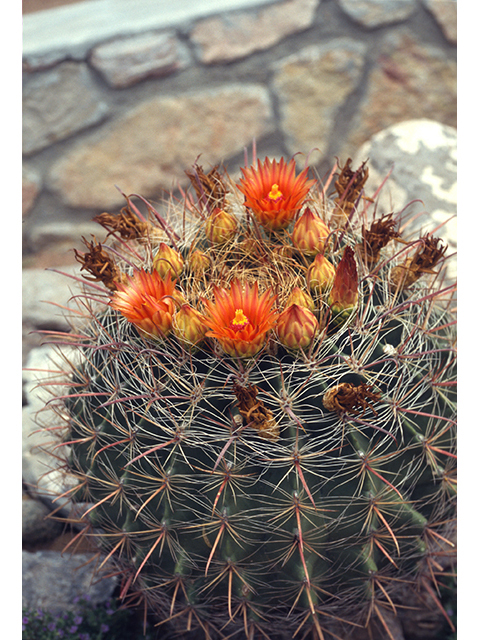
[332, 158, 370, 225]
[390, 235, 447, 290]
[74, 236, 124, 291]
[185, 164, 227, 213]
[357, 214, 402, 268]
[233, 382, 279, 441]
[93, 206, 150, 240]
[323, 382, 381, 416]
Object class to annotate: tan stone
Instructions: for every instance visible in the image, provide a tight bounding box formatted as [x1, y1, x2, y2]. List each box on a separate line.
[191, 0, 319, 63]
[22, 166, 42, 216]
[338, 31, 456, 159]
[272, 40, 367, 161]
[48, 85, 274, 210]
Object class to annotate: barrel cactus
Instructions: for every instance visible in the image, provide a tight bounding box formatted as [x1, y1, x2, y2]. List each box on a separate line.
[41, 154, 456, 639]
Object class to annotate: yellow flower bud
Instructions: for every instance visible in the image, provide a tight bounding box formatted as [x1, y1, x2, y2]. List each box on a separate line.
[292, 208, 330, 256]
[153, 242, 184, 279]
[285, 286, 315, 311]
[205, 208, 238, 245]
[189, 249, 211, 275]
[173, 304, 208, 347]
[306, 253, 336, 294]
[276, 304, 319, 350]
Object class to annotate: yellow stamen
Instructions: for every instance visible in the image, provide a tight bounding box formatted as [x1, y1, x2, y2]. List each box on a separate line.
[231, 308, 249, 331]
[268, 184, 283, 201]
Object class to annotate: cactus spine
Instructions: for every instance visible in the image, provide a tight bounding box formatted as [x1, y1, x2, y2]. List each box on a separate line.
[42, 155, 456, 639]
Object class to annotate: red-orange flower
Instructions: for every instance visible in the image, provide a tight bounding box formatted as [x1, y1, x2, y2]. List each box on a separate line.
[202, 280, 278, 358]
[110, 269, 178, 338]
[237, 157, 316, 231]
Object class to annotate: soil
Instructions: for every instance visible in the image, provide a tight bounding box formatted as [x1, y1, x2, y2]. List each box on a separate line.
[23, 528, 99, 554]
[23, 0, 86, 14]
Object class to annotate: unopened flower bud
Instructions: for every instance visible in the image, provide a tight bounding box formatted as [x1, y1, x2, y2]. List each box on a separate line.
[189, 249, 211, 275]
[173, 304, 208, 347]
[285, 286, 315, 311]
[292, 208, 330, 256]
[306, 253, 336, 294]
[171, 288, 187, 308]
[153, 243, 184, 279]
[276, 304, 319, 350]
[328, 246, 358, 317]
[205, 208, 238, 244]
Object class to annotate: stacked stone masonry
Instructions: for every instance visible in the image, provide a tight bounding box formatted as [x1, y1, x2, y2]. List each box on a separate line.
[23, 0, 456, 268]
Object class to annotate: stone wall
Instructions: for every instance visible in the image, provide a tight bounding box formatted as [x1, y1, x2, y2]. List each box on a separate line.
[22, 1, 457, 604]
[23, 0, 456, 270]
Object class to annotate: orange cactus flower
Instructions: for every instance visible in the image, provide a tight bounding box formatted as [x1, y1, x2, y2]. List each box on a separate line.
[237, 157, 316, 231]
[202, 279, 278, 358]
[328, 246, 358, 315]
[110, 269, 178, 339]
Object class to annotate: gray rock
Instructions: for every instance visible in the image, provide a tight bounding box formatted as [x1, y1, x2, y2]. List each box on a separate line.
[22, 62, 109, 155]
[22, 265, 81, 329]
[422, 0, 457, 44]
[90, 30, 191, 87]
[26, 219, 101, 253]
[23, 48, 70, 73]
[22, 493, 64, 545]
[22, 550, 117, 614]
[338, 0, 417, 28]
[22, 398, 78, 515]
[22, 165, 42, 217]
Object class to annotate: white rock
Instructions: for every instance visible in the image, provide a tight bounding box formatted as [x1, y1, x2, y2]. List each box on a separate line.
[352, 119, 457, 283]
[23, 344, 82, 513]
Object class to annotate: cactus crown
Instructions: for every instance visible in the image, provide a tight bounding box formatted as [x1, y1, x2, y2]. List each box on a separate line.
[42, 154, 456, 640]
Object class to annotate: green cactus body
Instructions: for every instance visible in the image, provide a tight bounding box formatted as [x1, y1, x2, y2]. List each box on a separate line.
[45, 157, 456, 639]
